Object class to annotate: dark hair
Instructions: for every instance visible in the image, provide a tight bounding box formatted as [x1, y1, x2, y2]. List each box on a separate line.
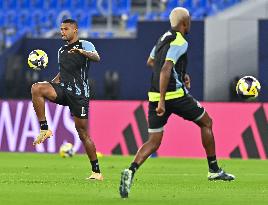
[62, 19, 78, 28]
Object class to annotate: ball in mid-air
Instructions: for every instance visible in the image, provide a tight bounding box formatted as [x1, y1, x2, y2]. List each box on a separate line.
[236, 76, 261, 100]
[28, 49, 48, 70]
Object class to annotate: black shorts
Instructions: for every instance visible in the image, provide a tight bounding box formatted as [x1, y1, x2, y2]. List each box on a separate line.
[49, 82, 89, 119]
[148, 94, 205, 130]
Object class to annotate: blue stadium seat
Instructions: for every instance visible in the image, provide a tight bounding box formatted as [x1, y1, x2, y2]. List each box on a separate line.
[4, 11, 17, 27]
[208, 0, 240, 11]
[192, 0, 207, 9]
[17, 10, 31, 31]
[113, 0, 131, 16]
[161, 0, 192, 20]
[30, 0, 44, 9]
[126, 13, 138, 32]
[0, 13, 4, 27]
[71, 0, 85, 9]
[192, 8, 206, 19]
[89, 31, 100, 38]
[43, 0, 58, 9]
[43, 10, 57, 30]
[73, 10, 92, 29]
[57, 10, 72, 27]
[178, 0, 193, 13]
[144, 12, 159, 21]
[30, 10, 45, 36]
[17, 0, 30, 9]
[1, 0, 17, 10]
[105, 31, 114, 38]
[191, 0, 207, 19]
[84, 0, 98, 15]
[58, 0, 72, 10]
[166, 0, 178, 11]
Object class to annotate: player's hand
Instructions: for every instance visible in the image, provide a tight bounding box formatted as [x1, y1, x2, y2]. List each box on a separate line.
[184, 74, 191, 89]
[156, 101, 165, 116]
[68, 48, 83, 54]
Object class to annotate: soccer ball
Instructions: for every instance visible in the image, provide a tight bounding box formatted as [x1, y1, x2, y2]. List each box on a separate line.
[236, 76, 261, 99]
[28, 49, 48, 70]
[59, 142, 75, 158]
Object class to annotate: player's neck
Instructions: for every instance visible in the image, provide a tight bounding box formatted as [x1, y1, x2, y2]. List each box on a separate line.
[177, 27, 186, 36]
[67, 37, 79, 45]
[171, 27, 185, 36]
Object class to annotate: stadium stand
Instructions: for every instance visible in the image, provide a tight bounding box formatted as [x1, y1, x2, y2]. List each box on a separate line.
[0, 0, 242, 50]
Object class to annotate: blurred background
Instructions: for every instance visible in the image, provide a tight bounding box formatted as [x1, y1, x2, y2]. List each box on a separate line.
[0, 0, 268, 158]
[0, 0, 267, 101]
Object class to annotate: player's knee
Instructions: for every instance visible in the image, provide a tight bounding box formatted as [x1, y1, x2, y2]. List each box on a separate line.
[31, 83, 40, 96]
[31, 83, 39, 95]
[205, 116, 213, 129]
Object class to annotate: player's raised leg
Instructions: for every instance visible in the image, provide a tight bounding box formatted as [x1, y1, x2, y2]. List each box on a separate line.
[31, 82, 56, 145]
[195, 112, 235, 181]
[73, 117, 103, 181]
[120, 131, 163, 198]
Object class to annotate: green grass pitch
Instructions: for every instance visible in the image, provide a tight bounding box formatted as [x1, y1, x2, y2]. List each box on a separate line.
[0, 152, 268, 205]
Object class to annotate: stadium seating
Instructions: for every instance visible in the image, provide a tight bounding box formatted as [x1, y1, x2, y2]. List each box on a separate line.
[0, 0, 242, 48]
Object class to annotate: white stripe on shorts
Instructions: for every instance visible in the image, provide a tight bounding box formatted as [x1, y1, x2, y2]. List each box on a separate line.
[194, 109, 206, 122]
[148, 127, 164, 133]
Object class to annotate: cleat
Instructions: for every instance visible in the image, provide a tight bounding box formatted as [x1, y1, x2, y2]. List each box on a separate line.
[86, 171, 104, 181]
[208, 168, 235, 181]
[119, 169, 133, 198]
[33, 129, 53, 146]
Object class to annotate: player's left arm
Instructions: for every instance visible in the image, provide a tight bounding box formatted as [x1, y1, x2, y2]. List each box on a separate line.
[69, 41, 100, 62]
[184, 73, 191, 89]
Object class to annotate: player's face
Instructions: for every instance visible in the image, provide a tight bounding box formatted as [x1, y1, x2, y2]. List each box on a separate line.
[60, 23, 78, 42]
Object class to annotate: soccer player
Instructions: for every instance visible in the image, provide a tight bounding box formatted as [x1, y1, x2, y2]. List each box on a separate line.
[119, 7, 235, 198]
[31, 19, 103, 181]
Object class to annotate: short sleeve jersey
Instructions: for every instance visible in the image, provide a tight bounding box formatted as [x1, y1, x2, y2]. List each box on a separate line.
[58, 40, 97, 98]
[149, 30, 188, 93]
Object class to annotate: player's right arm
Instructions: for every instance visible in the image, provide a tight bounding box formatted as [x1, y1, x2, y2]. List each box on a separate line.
[147, 46, 155, 68]
[51, 72, 60, 83]
[69, 40, 100, 62]
[156, 37, 188, 116]
[156, 60, 173, 116]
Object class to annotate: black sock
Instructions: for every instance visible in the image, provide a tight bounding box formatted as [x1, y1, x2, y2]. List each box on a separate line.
[40, 121, 48, 130]
[207, 156, 220, 172]
[90, 160, 100, 173]
[129, 162, 139, 174]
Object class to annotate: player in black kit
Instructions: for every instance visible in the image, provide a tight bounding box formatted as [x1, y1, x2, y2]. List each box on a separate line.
[119, 7, 235, 198]
[31, 19, 103, 180]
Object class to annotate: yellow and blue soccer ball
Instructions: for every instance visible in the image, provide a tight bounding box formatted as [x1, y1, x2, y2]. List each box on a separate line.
[59, 142, 75, 158]
[28, 49, 48, 70]
[236, 76, 261, 100]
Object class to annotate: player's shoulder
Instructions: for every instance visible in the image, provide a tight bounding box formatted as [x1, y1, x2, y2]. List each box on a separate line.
[79, 40, 96, 51]
[79, 39, 94, 46]
[170, 32, 188, 47]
